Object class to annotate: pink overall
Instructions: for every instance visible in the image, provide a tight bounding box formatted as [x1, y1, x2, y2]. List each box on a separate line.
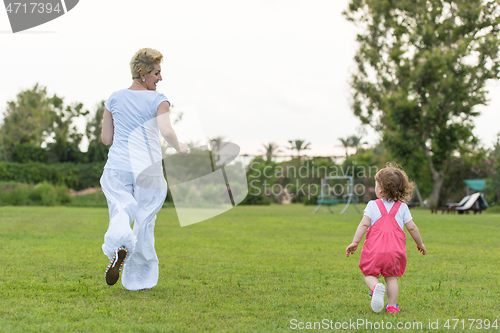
[359, 200, 407, 277]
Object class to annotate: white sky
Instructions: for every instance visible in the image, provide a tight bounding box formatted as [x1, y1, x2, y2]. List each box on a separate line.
[1, 0, 499, 157]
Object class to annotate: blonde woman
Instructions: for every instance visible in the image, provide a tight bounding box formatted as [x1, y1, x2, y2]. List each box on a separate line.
[101, 48, 188, 290]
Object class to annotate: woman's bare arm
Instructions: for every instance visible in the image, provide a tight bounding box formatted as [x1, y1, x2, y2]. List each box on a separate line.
[101, 108, 114, 145]
[157, 101, 188, 154]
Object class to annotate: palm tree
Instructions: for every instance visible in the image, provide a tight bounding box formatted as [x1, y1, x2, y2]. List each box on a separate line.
[209, 136, 227, 151]
[260, 142, 282, 164]
[348, 135, 367, 154]
[338, 137, 351, 157]
[207, 136, 230, 169]
[287, 139, 311, 159]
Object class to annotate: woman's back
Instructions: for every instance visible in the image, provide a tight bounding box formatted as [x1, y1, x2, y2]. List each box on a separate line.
[104, 89, 169, 175]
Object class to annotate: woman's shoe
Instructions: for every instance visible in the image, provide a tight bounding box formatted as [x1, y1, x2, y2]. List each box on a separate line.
[105, 246, 127, 285]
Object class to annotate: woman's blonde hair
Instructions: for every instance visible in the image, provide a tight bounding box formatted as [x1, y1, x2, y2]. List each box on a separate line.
[130, 48, 163, 79]
[375, 162, 414, 203]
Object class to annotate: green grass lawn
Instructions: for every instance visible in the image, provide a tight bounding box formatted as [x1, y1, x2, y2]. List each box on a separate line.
[0, 204, 499, 332]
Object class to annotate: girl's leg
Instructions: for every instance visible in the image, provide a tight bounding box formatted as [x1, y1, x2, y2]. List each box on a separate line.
[364, 275, 380, 291]
[384, 276, 398, 306]
[365, 275, 385, 313]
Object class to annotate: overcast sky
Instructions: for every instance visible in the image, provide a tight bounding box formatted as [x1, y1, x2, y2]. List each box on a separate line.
[1, 0, 499, 157]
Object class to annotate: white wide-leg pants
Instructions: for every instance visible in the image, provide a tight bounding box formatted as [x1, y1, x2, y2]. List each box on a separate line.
[100, 169, 167, 290]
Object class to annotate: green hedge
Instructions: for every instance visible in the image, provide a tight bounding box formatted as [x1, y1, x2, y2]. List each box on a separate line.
[0, 162, 105, 190]
[0, 182, 73, 206]
[238, 193, 271, 205]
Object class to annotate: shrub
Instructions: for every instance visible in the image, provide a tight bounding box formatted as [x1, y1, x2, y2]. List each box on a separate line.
[66, 192, 107, 208]
[239, 193, 271, 205]
[303, 195, 318, 205]
[0, 181, 73, 206]
[0, 182, 32, 206]
[0, 162, 105, 190]
[31, 182, 57, 206]
[55, 185, 73, 204]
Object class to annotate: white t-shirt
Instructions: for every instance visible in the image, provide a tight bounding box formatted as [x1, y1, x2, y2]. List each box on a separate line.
[363, 199, 413, 231]
[104, 89, 169, 176]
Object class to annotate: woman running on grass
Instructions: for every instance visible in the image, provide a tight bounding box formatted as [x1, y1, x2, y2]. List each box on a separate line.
[346, 163, 426, 313]
[101, 48, 188, 290]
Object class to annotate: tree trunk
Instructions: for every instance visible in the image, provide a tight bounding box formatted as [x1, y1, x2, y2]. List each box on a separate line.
[413, 181, 423, 206]
[363, 176, 371, 203]
[428, 159, 444, 207]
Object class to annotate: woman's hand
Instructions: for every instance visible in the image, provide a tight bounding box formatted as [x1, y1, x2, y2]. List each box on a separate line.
[346, 243, 359, 257]
[178, 142, 189, 155]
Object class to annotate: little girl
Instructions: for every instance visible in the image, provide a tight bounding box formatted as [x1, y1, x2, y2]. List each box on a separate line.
[346, 163, 426, 313]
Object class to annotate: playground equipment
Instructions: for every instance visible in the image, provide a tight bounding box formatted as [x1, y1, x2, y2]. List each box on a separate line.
[312, 176, 361, 214]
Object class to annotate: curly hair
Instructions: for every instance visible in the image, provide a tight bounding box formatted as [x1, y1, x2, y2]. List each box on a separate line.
[375, 162, 414, 203]
[129, 48, 163, 79]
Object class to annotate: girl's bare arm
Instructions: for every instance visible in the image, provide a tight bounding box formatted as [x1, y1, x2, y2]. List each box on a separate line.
[346, 215, 371, 257]
[405, 220, 426, 255]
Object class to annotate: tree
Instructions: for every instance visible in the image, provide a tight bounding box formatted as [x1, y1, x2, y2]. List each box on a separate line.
[85, 101, 109, 162]
[0, 84, 56, 161]
[0, 135, 5, 161]
[209, 135, 227, 151]
[486, 132, 500, 203]
[46, 97, 88, 163]
[287, 139, 311, 159]
[344, 0, 500, 205]
[349, 135, 368, 154]
[0, 84, 87, 163]
[260, 142, 282, 164]
[338, 137, 351, 157]
[338, 135, 367, 157]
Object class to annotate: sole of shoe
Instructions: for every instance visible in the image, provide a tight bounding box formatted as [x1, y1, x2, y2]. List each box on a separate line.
[371, 283, 385, 313]
[106, 248, 127, 286]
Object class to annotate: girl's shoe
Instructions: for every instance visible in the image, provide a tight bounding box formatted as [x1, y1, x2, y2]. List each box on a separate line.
[386, 304, 401, 313]
[370, 283, 386, 313]
[105, 246, 128, 285]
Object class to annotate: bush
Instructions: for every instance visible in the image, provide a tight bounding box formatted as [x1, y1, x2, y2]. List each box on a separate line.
[55, 185, 73, 204]
[303, 195, 318, 205]
[31, 182, 57, 206]
[239, 193, 271, 205]
[0, 182, 32, 205]
[0, 162, 105, 190]
[0, 181, 74, 206]
[66, 192, 107, 208]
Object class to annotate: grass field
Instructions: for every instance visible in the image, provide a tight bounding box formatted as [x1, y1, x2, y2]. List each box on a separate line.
[0, 204, 499, 332]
